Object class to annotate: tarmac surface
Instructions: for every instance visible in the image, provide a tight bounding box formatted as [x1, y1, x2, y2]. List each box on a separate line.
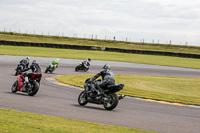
[0, 55, 200, 133]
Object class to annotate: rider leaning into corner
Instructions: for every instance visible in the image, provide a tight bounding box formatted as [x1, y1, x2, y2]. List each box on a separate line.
[82, 58, 91, 68]
[50, 58, 60, 69]
[89, 64, 115, 95]
[20, 57, 30, 69]
[20, 60, 41, 87]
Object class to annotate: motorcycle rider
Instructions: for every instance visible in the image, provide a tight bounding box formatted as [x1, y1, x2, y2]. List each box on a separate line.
[19, 57, 30, 69]
[89, 64, 115, 96]
[82, 58, 91, 69]
[20, 60, 41, 89]
[50, 58, 60, 69]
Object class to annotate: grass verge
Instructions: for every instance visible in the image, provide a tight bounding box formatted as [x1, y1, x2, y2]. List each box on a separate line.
[56, 74, 200, 106]
[1, 31, 200, 54]
[0, 108, 155, 133]
[0, 45, 200, 69]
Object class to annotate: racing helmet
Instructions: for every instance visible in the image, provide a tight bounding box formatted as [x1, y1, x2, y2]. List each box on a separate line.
[102, 64, 110, 70]
[88, 58, 91, 61]
[56, 58, 60, 61]
[32, 60, 37, 64]
[26, 57, 30, 60]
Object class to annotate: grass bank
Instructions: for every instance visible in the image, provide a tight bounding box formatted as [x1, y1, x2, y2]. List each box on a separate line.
[0, 45, 200, 69]
[0, 31, 200, 54]
[0, 108, 154, 133]
[56, 74, 200, 106]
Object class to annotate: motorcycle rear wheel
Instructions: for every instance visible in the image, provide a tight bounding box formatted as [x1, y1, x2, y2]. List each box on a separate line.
[28, 82, 39, 96]
[11, 80, 18, 93]
[103, 93, 119, 110]
[84, 67, 89, 72]
[78, 91, 88, 105]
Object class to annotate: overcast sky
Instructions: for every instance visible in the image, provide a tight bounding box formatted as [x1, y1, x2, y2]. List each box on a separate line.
[0, 0, 200, 46]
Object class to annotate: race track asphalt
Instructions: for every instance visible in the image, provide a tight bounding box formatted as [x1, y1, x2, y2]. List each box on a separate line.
[0, 55, 200, 133]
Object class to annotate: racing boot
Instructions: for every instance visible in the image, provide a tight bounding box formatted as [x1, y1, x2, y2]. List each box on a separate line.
[96, 85, 104, 96]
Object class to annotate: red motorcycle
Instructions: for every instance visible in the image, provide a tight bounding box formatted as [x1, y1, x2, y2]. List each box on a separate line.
[11, 73, 42, 96]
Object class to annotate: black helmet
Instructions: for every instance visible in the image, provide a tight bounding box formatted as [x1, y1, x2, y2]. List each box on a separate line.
[102, 64, 110, 70]
[88, 58, 91, 61]
[32, 60, 37, 64]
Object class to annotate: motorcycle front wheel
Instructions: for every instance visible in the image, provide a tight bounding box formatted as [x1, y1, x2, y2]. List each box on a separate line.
[11, 80, 18, 93]
[78, 91, 88, 106]
[103, 93, 119, 110]
[45, 68, 49, 73]
[75, 66, 79, 72]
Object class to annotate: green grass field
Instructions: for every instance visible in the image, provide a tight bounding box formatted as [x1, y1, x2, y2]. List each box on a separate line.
[0, 109, 155, 133]
[1, 31, 200, 54]
[0, 45, 200, 69]
[56, 74, 200, 106]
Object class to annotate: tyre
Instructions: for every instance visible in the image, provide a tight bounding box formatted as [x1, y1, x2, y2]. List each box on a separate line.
[45, 68, 49, 73]
[78, 91, 88, 106]
[75, 66, 79, 72]
[84, 67, 89, 72]
[15, 71, 18, 76]
[103, 93, 119, 110]
[28, 82, 39, 96]
[11, 80, 18, 93]
[15, 68, 19, 76]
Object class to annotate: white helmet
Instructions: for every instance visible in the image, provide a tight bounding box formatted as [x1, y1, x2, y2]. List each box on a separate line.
[26, 57, 30, 60]
[56, 58, 60, 61]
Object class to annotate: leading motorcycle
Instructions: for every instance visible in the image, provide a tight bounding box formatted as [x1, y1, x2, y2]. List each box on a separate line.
[75, 62, 90, 72]
[11, 73, 42, 96]
[78, 78, 125, 110]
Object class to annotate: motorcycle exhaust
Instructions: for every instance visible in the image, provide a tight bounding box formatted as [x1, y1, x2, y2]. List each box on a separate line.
[118, 95, 125, 100]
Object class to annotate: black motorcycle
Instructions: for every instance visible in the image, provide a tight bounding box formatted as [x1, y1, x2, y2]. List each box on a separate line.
[75, 62, 90, 72]
[15, 64, 25, 76]
[78, 78, 125, 110]
[45, 65, 56, 73]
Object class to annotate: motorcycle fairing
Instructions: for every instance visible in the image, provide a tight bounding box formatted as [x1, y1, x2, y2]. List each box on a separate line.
[31, 73, 42, 80]
[106, 84, 124, 93]
[17, 74, 24, 91]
